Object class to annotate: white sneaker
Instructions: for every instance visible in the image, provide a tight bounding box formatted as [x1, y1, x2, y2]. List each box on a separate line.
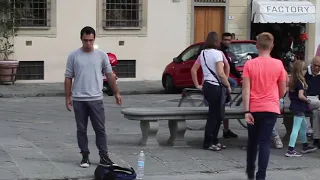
[307, 128, 313, 137]
[273, 135, 283, 149]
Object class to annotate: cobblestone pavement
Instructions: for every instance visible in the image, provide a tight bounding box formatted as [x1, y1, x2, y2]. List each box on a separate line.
[0, 80, 164, 98]
[0, 94, 319, 180]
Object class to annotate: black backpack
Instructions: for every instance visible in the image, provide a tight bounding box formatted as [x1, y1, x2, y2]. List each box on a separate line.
[94, 164, 137, 180]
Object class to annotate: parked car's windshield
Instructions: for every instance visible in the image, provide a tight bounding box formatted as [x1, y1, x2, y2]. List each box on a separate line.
[227, 43, 258, 66]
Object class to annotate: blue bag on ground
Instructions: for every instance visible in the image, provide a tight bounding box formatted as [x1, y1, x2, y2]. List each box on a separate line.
[94, 164, 137, 180]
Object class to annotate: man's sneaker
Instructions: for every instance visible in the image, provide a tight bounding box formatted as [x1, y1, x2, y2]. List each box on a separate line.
[301, 145, 317, 154]
[100, 154, 116, 167]
[307, 128, 313, 137]
[80, 152, 91, 168]
[285, 150, 302, 157]
[223, 130, 238, 138]
[204, 144, 222, 151]
[272, 135, 283, 149]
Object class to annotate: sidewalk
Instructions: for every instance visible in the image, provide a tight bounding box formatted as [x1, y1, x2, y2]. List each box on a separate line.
[0, 80, 164, 98]
[1, 95, 320, 180]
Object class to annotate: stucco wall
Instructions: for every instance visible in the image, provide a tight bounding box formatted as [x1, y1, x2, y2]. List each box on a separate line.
[227, 0, 249, 40]
[13, 0, 189, 83]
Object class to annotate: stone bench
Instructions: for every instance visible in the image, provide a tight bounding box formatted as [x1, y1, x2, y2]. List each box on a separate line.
[121, 107, 312, 147]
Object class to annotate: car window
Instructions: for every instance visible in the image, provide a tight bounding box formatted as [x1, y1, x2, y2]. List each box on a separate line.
[181, 44, 201, 61]
[226, 43, 258, 66]
[227, 43, 258, 55]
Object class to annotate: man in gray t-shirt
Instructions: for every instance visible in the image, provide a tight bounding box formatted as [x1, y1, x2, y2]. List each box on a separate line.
[64, 26, 122, 168]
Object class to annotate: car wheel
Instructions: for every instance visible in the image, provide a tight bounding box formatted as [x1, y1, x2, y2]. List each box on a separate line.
[164, 75, 175, 94]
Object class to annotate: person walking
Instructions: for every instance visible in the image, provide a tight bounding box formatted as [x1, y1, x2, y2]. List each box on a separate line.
[242, 32, 287, 180]
[64, 26, 122, 168]
[285, 60, 317, 157]
[199, 31, 231, 151]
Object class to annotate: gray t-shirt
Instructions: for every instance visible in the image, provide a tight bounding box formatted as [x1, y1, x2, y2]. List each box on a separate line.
[64, 48, 113, 101]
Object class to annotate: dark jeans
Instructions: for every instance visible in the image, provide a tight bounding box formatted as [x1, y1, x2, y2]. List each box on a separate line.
[73, 100, 107, 156]
[202, 81, 226, 148]
[246, 112, 277, 180]
[228, 77, 238, 90]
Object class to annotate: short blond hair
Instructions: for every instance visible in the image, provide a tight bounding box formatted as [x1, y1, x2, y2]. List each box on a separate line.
[256, 32, 274, 50]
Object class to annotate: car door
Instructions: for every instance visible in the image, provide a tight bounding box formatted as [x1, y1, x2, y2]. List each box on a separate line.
[178, 44, 202, 86]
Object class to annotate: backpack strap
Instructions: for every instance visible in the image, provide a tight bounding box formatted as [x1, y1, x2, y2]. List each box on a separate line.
[202, 50, 221, 86]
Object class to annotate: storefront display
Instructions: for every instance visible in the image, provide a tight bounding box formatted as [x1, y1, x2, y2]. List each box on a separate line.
[250, 0, 316, 70]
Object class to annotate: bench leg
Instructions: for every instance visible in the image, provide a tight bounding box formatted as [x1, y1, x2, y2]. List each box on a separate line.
[167, 120, 187, 147]
[283, 116, 293, 142]
[139, 121, 159, 146]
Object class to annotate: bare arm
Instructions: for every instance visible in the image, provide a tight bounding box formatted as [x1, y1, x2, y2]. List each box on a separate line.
[242, 77, 250, 111]
[102, 53, 120, 95]
[241, 63, 250, 111]
[298, 90, 309, 102]
[278, 67, 288, 98]
[278, 81, 287, 98]
[106, 73, 119, 95]
[191, 63, 201, 88]
[216, 61, 230, 88]
[64, 78, 72, 98]
[222, 53, 230, 77]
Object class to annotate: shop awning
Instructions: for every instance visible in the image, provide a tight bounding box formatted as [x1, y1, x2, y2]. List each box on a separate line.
[251, 0, 316, 23]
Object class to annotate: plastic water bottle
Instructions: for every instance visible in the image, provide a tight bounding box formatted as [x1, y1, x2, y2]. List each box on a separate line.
[136, 151, 145, 179]
[280, 98, 284, 111]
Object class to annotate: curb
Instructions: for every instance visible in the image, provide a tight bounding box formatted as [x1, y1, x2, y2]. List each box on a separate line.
[0, 90, 166, 98]
[18, 177, 93, 180]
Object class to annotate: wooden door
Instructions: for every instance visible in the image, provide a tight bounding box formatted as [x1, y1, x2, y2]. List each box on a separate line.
[194, 6, 225, 43]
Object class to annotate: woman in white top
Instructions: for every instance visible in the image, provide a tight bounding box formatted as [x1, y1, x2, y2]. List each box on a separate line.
[200, 31, 232, 151]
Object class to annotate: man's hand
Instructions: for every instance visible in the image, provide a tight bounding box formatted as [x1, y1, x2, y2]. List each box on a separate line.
[115, 93, 122, 105]
[227, 86, 232, 94]
[65, 97, 72, 111]
[196, 85, 203, 89]
[245, 113, 254, 125]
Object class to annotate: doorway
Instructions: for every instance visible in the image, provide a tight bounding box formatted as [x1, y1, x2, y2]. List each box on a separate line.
[194, 6, 225, 43]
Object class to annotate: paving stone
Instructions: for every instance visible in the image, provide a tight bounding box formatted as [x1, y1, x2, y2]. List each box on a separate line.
[0, 95, 319, 179]
[0, 81, 164, 98]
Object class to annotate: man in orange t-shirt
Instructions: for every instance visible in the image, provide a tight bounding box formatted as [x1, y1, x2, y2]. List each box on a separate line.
[242, 32, 287, 180]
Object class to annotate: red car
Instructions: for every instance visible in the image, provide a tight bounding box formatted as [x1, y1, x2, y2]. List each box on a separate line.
[162, 40, 258, 93]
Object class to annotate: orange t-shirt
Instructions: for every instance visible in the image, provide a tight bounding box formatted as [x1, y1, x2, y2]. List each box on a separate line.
[242, 56, 287, 114]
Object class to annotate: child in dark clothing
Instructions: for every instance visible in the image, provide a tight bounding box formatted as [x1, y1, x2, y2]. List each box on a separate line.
[286, 60, 317, 157]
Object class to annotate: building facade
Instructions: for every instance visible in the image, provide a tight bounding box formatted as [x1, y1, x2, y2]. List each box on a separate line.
[12, 0, 317, 83]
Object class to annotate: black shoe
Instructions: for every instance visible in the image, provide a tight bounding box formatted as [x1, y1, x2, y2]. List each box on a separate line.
[246, 170, 254, 180]
[223, 130, 238, 138]
[80, 152, 91, 168]
[100, 154, 116, 167]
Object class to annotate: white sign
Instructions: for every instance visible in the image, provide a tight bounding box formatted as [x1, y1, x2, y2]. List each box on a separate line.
[228, 16, 235, 20]
[267, 5, 310, 13]
[261, 5, 315, 14]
